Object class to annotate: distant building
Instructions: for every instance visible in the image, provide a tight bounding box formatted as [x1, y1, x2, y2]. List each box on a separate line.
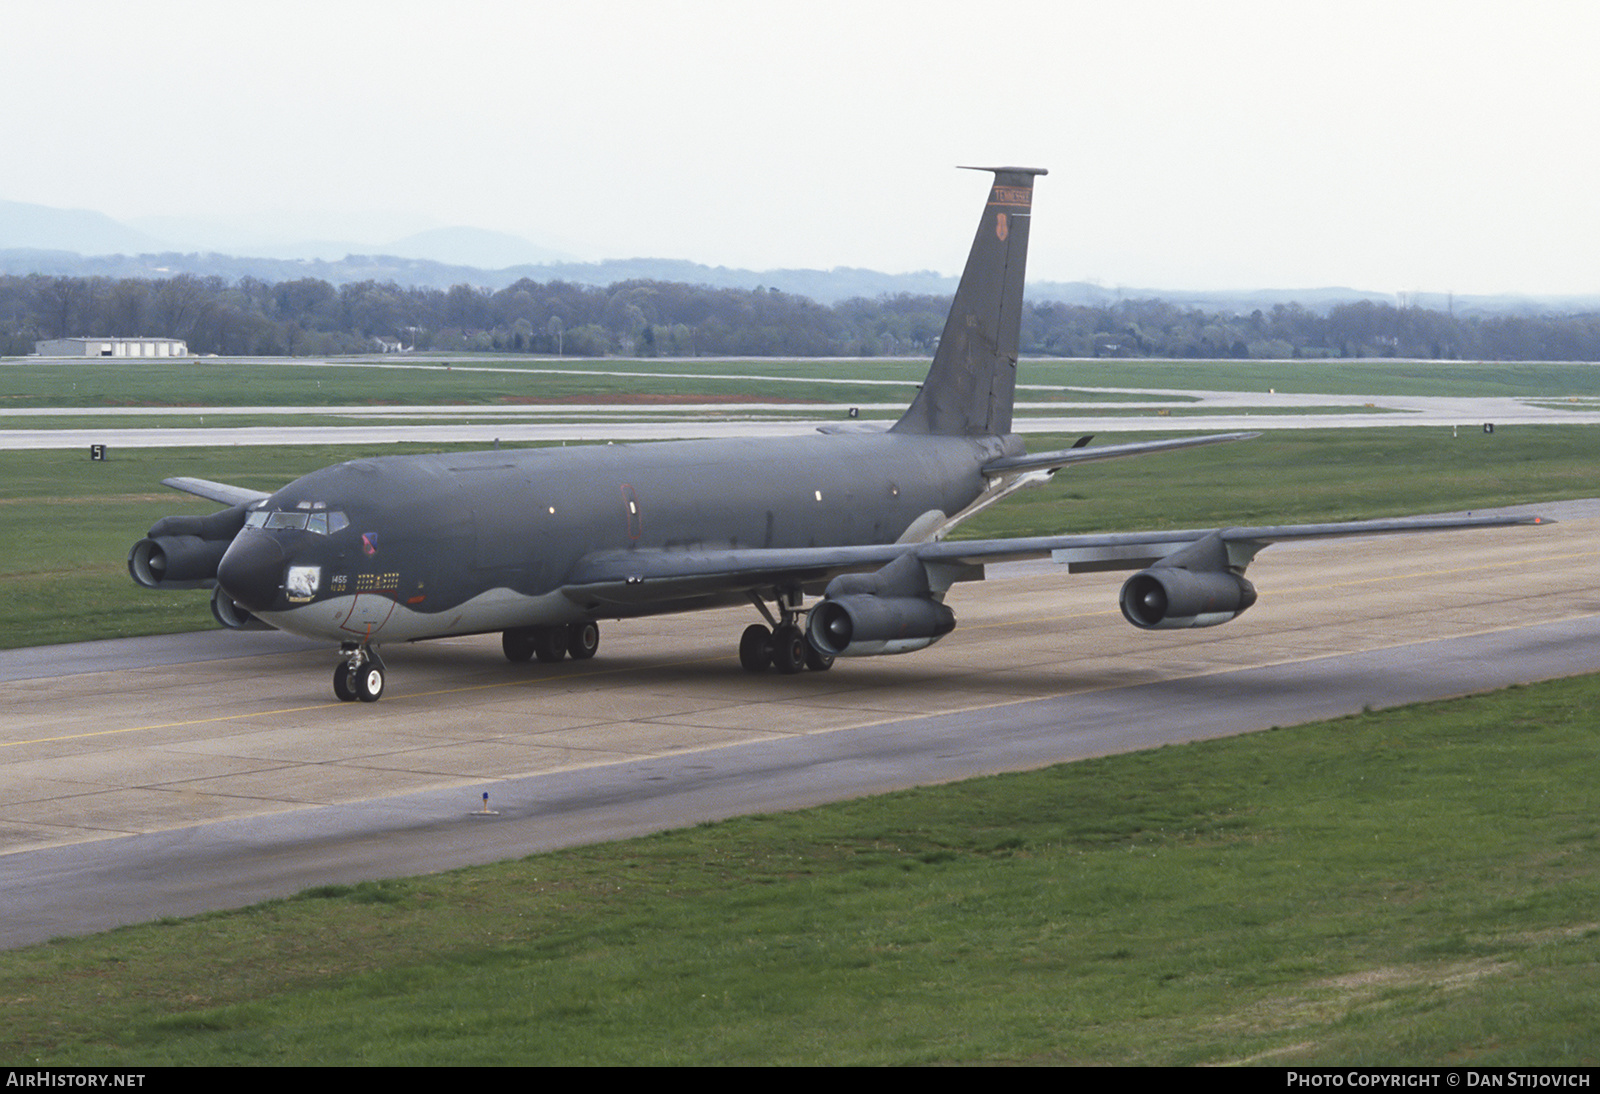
[35, 337, 189, 358]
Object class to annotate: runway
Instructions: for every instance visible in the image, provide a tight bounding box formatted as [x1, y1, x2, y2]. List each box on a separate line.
[2, 502, 1597, 949]
[7, 358, 1600, 448]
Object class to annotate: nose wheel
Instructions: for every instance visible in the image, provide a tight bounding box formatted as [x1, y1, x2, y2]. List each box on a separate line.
[333, 646, 386, 703]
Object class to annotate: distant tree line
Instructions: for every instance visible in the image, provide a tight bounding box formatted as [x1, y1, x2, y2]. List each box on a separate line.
[4, 272, 1600, 361]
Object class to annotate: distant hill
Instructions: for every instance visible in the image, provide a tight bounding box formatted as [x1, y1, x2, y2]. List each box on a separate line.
[505, 259, 961, 302]
[0, 247, 962, 302]
[3, 197, 1598, 315]
[0, 200, 163, 255]
[383, 226, 573, 268]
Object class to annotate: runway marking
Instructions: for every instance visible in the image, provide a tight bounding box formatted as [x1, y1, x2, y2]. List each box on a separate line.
[3, 701, 350, 747]
[1291, 548, 1600, 594]
[0, 654, 728, 749]
[961, 612, 1600, 711]
[393, 654, 728, 702]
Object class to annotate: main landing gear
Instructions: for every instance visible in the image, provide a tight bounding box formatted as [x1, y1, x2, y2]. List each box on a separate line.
[333, 644, 386, 703]
[739, 591, 833, 675]
[501, 622, 600, 664]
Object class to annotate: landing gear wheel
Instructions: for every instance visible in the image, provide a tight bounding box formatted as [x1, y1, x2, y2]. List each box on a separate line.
[804, 641, 834, 672]
[355, 663, 384, 702]
[334, 646, 386, 703]
[739, 623, 772, 673]
[502, 629, 535, 663]
[567, 621, 600, 660]
[771, 623, 807, 675]
[533, 625, 568, 663]
[333, 664, 357, 701]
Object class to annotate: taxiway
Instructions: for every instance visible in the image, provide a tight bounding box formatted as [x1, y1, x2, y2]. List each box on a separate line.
[2, 503, 1596, 948]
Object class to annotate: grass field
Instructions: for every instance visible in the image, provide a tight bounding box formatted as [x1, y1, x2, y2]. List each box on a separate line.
[1021, 356, 1600, 398]
[9, 353, 1600, 407]
[1, 674, 1595, 1065]
[4, 356, 931, 408]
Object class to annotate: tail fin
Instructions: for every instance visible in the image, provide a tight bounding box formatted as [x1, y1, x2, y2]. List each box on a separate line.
[892, 166, 1046, 437]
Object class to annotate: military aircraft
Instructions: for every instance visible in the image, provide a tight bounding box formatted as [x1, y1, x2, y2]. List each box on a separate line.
[129, 166, 1545, 702]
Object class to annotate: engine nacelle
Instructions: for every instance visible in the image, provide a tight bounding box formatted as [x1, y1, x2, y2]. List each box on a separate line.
[128, 535, 229, 589]
[1119, 567, 1257, 630]
[210, 586, 272, 630]
[806, 552, 957, 657]
[807, 594, 956, 657]
[128, 505, 249, 589]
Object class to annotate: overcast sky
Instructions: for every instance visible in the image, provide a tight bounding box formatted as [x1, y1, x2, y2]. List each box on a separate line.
[5, 0, 1598, 295]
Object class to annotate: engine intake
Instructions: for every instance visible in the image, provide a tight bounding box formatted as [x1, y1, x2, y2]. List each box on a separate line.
[1119, 568, 1257, 629]
[808, 594, 956, 657]
[210, 587, 272, 630]
[128, 505, 248, 589]
[1118, 528, 1259, 630]
[805, 552, 957, 657]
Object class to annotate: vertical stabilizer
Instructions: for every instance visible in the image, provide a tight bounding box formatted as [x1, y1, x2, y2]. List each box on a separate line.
[892, 166, 1046, 437]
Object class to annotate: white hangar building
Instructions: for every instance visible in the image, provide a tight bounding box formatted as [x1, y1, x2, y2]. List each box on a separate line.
[35, 337, 189, 357]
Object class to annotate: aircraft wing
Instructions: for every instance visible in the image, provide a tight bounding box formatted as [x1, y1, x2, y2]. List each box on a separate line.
[162, 477, 272, 507]
[941, 513, 1551, 572]
[561, 511, 1548, 605]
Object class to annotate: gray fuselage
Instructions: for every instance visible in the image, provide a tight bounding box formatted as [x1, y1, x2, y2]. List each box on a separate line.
[221, 429, 1022, 643]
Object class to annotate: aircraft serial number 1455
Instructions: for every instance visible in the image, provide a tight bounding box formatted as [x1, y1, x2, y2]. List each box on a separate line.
[129, 167, 1546, 702]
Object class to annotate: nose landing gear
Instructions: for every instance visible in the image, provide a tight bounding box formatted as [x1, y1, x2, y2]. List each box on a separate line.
[333, 644, 385, 702]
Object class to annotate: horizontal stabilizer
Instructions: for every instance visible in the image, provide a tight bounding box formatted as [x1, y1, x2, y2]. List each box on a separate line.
[815, 422, 890, 435]
[162, 477, 271, 507]
[981, 432, 1258, 476]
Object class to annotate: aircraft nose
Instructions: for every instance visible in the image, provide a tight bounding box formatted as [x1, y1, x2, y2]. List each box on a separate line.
[217, 530, 286, 613]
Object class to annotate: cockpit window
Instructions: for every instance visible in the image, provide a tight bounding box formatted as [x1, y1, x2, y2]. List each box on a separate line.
[246, 508, 349, 535]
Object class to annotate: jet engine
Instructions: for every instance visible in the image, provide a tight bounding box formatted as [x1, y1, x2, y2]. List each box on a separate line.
[210, 586, 270, 630]
[806, 553, 956, 657]
[128, 505, 249, 590]
[1118, 530, 1257, 630]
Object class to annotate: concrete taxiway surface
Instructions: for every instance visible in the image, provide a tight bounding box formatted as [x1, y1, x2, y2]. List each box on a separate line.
[2, 502, 1597, 948]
